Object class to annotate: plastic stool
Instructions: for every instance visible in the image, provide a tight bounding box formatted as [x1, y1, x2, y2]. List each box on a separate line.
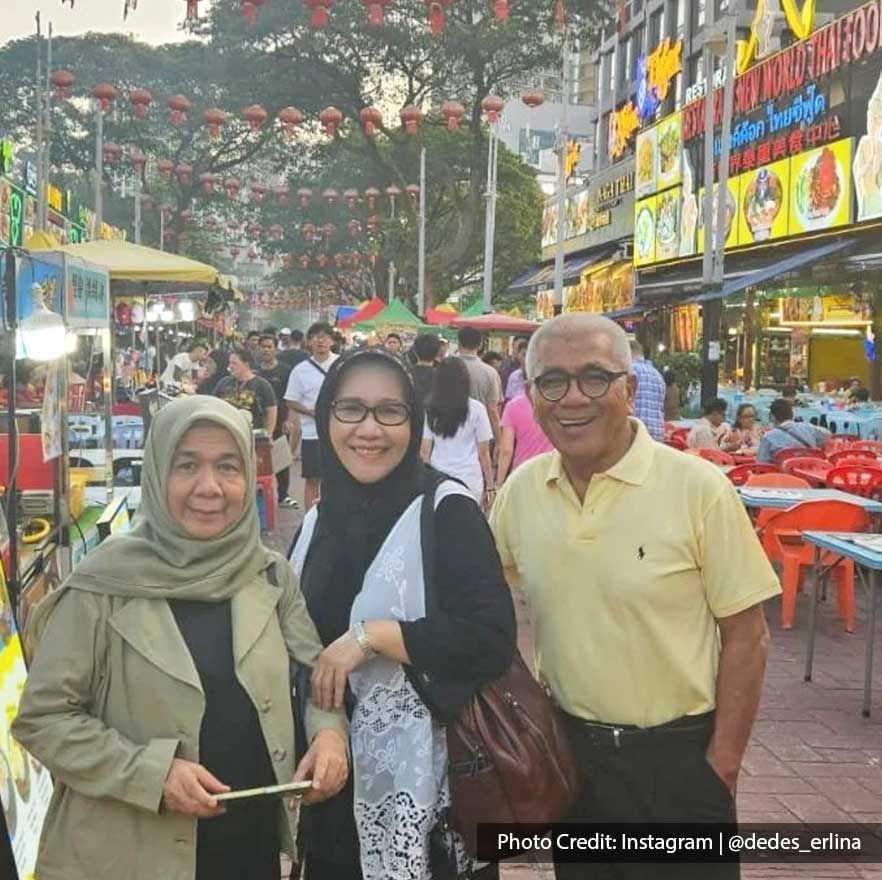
[256, 474, 277, 532]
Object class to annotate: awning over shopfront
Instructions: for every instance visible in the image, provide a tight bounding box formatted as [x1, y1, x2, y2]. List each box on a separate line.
[508, 247, 616, 295]
[688, 239, 857, 304]
[604, 306, 644, 320]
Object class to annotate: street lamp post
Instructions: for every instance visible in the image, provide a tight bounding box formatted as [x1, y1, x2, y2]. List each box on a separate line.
[417, 146, 427, 316]
[34, 14, 44, 232]
[481, 122, 499, 313]
[552, 28, 571, 315]
[94, 103, 104, 238]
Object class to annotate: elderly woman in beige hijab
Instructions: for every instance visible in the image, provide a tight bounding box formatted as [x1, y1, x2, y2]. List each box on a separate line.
[12, 396, 348, 880]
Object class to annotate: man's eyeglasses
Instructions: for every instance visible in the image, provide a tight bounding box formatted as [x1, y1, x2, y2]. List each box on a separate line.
[331, 399, 411, 426]
[532, 367, 628, 403]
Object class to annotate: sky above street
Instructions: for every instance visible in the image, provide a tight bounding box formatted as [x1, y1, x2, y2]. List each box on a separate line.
[3, 0, 188, 48]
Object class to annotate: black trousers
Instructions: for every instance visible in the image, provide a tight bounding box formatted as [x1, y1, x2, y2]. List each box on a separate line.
[553, 713, 739, 880]
[277, 465, 290, 501]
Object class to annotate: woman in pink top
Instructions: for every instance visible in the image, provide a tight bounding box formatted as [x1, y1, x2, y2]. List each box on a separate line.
[495, 393, 554, 485]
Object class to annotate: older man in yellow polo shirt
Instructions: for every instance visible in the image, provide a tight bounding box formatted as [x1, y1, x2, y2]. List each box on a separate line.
[490, 314, 780, 880]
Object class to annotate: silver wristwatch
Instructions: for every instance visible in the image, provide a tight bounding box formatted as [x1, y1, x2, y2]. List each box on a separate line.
[352, 621, 377, 660]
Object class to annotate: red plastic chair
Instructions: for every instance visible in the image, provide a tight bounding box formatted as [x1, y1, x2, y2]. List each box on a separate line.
[775, 447, 827, 466]
[686, 447, 735, 466]
[826, 465, 882, 499]
[746, 473, 812, 533]
[829, 448, 878, 464]
[665, 436, 687, 451]
[849, 441, 882, 454]
[727, 463, 779, 486]
[663, 421, 677, 441]
[671, 427, 691, 446]
[825, 434, 863, 454]
[762, 500, 870, 631]
[781, 456, 828, 475]
[831, 455, 882, 469]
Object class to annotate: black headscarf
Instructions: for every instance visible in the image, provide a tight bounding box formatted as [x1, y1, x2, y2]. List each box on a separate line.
[196, 348, 229, 395]
[300, 350, 438, 646]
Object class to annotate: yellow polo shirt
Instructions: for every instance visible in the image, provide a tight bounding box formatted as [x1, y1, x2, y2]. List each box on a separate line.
[489, 419, 780, 728]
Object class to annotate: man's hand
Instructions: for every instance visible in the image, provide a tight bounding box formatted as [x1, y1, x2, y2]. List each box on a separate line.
[312, 630, 366, 711]
[705, 748, 739, 794]
[293, 729, 349, 805]
[162, 758, 229, 818]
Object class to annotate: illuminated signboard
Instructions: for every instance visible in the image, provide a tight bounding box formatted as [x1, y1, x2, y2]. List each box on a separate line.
[609, 102, 639, 160]
[736, 0, 817, 75]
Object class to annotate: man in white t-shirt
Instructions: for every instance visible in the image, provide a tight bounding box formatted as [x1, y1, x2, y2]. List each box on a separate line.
[284, 322, 339, 511]
[160, 340, 207, 389]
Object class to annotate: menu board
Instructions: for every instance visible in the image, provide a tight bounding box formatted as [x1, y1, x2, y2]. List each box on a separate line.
[0, 567, 53, 880]
[737, 158, 791, 244]
[789, 138, 854, 234]
[697, 176, 741, 253]
[635, 127, 658, 199]
[634, 196, 657, 266]
[781, 293, 872, 324]
[656, 112, 683, 191]
[655, 187, 681, 261]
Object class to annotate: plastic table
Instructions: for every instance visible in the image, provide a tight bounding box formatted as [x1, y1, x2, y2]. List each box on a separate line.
[802, 531, 882, 717]
[825, 411, 882, 440]
[737, 487, 882, 513]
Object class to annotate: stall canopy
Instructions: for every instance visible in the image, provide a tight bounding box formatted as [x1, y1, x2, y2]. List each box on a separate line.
[450, 312, 539, 333]
[508, 247, 616, 295]
[688, 238, 857, 304]
[338, 296, 385, 329]
[28, 236, 241, 297]
[425, 303, 459, 325]
[355, 298, 426, 331]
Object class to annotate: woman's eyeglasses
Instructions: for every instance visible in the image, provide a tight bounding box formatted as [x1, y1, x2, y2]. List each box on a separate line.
[331, 400, 411, 426]
[533, 367, 628, 403]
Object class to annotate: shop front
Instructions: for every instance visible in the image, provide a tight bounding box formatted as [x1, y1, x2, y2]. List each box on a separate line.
[630, 0, 882, 392]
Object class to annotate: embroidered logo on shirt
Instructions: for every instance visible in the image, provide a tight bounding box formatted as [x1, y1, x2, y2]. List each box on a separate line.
[637, 546, 646, 560]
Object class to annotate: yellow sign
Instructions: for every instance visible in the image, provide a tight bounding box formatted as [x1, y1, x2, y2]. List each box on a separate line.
[655, 187, 681, 262]
[656, 112, 683, 191]
[647, 38, 682, 102]
[634, 195, 657, 266]
[780, 293, 871, 325]
[737, 158, 791, 244]
[697, 176, 741, 253]
[789, 138, 853, 234]
[610, 102, 639, 160]
[737, 0, 817, 74]
[47, 185, 64, 213]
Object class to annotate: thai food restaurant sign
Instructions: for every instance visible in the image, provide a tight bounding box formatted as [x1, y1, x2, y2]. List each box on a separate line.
[633, 0, 882, 267]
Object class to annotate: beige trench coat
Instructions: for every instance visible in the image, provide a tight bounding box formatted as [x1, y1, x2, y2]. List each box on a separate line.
[12, 555, 347, 880]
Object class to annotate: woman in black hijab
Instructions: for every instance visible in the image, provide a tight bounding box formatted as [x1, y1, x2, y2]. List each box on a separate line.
[289, 350, 515, 880]
[195, 349, 228, 395]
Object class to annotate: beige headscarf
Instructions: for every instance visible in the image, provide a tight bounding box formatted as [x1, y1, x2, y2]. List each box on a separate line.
[30, 395, 271, 638]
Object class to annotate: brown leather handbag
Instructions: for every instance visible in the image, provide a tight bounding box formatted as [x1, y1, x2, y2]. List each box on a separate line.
[418, 479, 582, 858]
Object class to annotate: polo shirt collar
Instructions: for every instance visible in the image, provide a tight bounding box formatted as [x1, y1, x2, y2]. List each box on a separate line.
[545, 418, 655, 489]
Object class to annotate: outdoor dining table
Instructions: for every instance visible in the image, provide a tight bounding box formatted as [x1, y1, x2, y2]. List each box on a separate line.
[737, 486, 882, 514]
[825, 410, 882, 440]
[803, 531, 882, 717]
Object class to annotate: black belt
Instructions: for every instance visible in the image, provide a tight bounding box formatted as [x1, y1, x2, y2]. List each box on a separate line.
[564, 710, 715, 750]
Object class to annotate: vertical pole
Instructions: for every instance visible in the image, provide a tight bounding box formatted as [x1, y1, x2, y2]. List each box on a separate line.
[481, 124, 497, 313]
[417, 146, 427, 316]
[43, 23, 53, 233]
[94, 103, 104, 239]
[4, 251, 19, 613]
[714, 11, 737, 289]
[134, 174, 142, 245]
[159, 208, 165, 251]
[553, 28, 569, 315]
[388, 261, 395, 303]
[35, 13, 45, 233]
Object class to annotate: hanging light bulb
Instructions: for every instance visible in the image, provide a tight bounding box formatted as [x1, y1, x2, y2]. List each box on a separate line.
[177, 300, 196, 321]
[18, 284, 66, 361]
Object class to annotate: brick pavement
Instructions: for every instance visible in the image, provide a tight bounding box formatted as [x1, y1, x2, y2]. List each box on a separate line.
[268, 493, 882, 880]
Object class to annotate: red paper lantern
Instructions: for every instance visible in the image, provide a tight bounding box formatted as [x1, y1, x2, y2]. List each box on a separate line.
[230, 245, 241, 258]
[199, 172, 216, 195]
[481, 94, 504, 123]
[131, 152, 148, 174]
[386, 184, 401, 205]
[423, 0, 453, 34]
[304, 0, 335, 28]
[492, 0, 509, 22]
[440, 100, 465, 131]
[365, 187, 381, 211]
[363, 0, 392, 25]
[176, 163, 193, 185]
[243, 104, 268, 132]
[319, 106, 343, 137]
[334, 253, 345, 268]
[251, 183, 268, 203]
[158, 159, 175, 180]
[185, 0, 199, 19]
[50, 70, 74, 101]
[92, 83, 119, 112]
[164, 229, 176, 243]
[248, 221, 263, 238]
[102, 142, 121, 165]
[347, 219, 362, 236]
[160, 203, 175, 220]
[322, 222, 337, 238]
[128, 88, 152, 118]
[359, 107, 383, 138]
[203, 108, 229, 139]
[302, 223, 316, 242]
[278, 106, 304, 138]
[269, 224, 284, 241]
[141, 193, 155, 209]
[275, 184, 291, 205]
[343, 189, 360, 210]
[168, 95, 192, 125]
[240, 0, 266, 27]
[224, 177, 241, 199]
[351, 251, 362, 268]
[282, 254, 293, 269]
[322, 188, 339, 205]
[399, 105, 424, 135]
[180, 209, 193, 226]
[300, 255, 310, 269]
[367, 214, 380, 232]
[316, 253, 328, 269]
[522, 89, 544, 109]
[178, 230, 189, 244]
[406, 184, 420, 202]
[297, 187, 313, 209]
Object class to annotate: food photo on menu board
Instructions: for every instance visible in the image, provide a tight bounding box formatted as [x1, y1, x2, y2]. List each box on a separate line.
[655, 187, 682, 261]
[789, 138, 854, 233]
[738, 158, 791, 243]
[633, 195, 657, 266]
[854, 71, 882, 222]
[636, 127, 658, 199]
[0, 564, 53, 880]
[697, 177, 740, 253]
[656, 113, 683, 192]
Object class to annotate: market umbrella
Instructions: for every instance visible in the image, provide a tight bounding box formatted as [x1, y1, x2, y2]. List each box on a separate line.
[338, 296, 385, 329]
[425, 303, 459, 325]
[449, 312, 539, 333]
[460, 299, 485, 318]
[354, 298, 426, 332]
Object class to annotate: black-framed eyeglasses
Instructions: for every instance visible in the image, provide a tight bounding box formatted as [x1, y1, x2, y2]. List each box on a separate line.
[331, 399, 411, 426]
[533, 367, 629, 403]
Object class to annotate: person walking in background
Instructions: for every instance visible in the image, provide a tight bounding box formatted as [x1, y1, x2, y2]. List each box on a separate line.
[422, 358, 495, 508]
[258, 333, 298, 509]
[482, 350, 504, 376]
[455, 327, 501, 444]
[663, 369, 681, 421]
[687, 398, 732, 449]
[410, 333, 442, 405]
[195, 349, 229, 396]
[756, 398, 830, 463]
[284, 322, 340, 511]
[500, 334, 529, 392]
[504, 337, 529, 403]
[245, 331, 261, 356]
[495, 391, 553, 486]
[213, 346, 277, 433]
[490, 314, 780, 880]
[629, 339, 666, 441]
[383, 332, 403, 356]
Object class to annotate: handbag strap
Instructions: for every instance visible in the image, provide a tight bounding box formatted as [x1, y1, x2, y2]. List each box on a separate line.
[420, 476, 441, 618]
[306, 358, 328, 377]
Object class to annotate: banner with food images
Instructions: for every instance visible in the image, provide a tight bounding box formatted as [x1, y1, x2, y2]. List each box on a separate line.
[635, 127, 658, 199]
[634, 196, 657, 266]
[656, 112, 683, 192]
[655, 187, 682, 261]
[737, 158, 791, 244]
[697, 176, 741, 253]
[789, 138, 854, 234]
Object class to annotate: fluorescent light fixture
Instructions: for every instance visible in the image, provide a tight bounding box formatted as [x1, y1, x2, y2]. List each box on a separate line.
[65, 331, 78, 354]
[160, 308, 175, 323]
[18, 284, 66, 361]
[177, 300, 196, 321]
[811, 328, 862, 337]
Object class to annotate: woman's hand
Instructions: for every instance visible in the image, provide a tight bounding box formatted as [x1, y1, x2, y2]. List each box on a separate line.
[312, 631, 365, 711]
[162, 758, 229, 818]
[293, 729, 349, 805]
